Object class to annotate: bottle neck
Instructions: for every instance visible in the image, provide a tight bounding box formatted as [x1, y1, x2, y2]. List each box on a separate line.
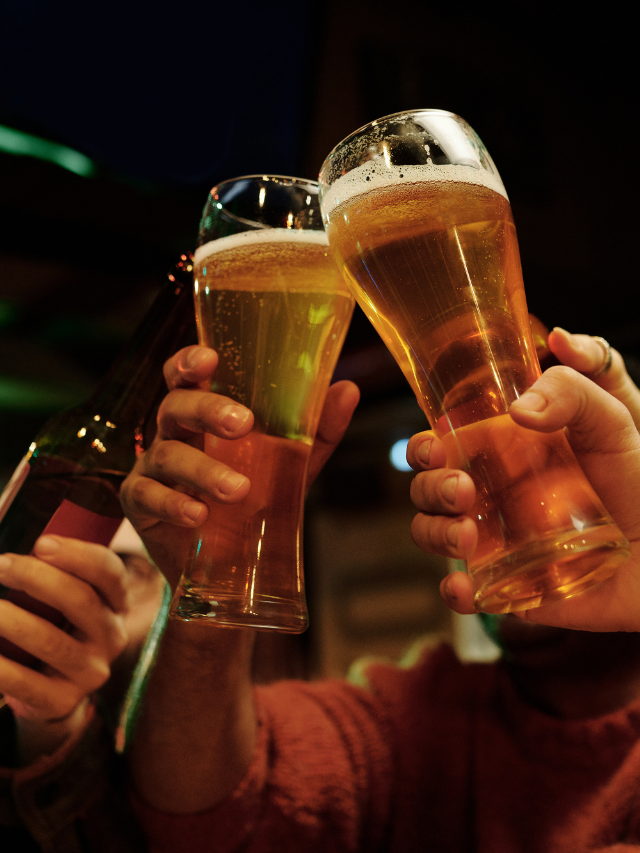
[86, 257, 197, 428]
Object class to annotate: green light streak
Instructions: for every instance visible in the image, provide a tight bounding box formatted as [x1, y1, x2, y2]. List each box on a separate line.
[0, 300, 18, 328]
[0, 377, 88, 412]
[0, 124, 96, 177]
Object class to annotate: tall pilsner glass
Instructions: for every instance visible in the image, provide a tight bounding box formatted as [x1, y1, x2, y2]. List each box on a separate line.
[319, 110, 630, 614]
[170, 176, 354, 631]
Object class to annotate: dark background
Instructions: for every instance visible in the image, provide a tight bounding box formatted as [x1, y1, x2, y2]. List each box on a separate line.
[1, 0, 638, 478]
[1, 0, 637, 675]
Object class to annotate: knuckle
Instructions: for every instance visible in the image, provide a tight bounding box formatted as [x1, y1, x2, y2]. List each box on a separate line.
[88, 656, 111, 689]
[405, 438, 420, 469]
[152, 439, 174, 475]
[47, 690, 82, 722]
[410, 513, 432, 548]
[12, 684, 45, 710]
[39, 628, 75, 664]
[544, 364, 575, 385]
[107, 617, 129, 659]
[161, 491, 178, 519]
[156, 394, 175, 430]
[410, 471, 440, 509]
[431, 517, 450, 551]
[128, 476, 152, 510]
[410, 513, 451, 556]
[72, 578, 102, 612]
[409, 475, 424, 506]
[204, 464, 247, 504]
[7, 554, 35, 584]
[119, 473, 134, 506]
[202, 463, 225, 496]
[101, 549, 126, 583]
[162, 351, 181, 385]
[195, 393, 218, 428]
[74, 654, 110, 693]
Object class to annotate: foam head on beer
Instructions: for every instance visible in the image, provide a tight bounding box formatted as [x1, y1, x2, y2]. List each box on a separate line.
[170, 176, 354, 631]
[318, 111, 630, 614]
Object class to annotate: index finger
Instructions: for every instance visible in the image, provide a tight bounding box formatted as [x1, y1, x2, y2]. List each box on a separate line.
[31, 536, 129, 614]
[164, 345, 219, 391]
[406, 430, 448, 471]
[547, 328, 640, 430]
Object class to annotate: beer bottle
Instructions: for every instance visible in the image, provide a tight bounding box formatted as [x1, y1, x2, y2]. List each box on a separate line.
[0, 254, 196, 664]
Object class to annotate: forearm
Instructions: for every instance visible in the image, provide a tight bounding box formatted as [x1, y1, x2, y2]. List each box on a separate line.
[14, 696, 92, 766]
[129, 620, 257, 814]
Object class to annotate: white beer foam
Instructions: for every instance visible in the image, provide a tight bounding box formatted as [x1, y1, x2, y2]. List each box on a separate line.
[194, 227, 329, 266]
[321, 162, 508, 219]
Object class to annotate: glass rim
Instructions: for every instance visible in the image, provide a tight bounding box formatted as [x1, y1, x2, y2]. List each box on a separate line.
[318, 108, 505, 208]
[325, 108, 457, 158]
[196, 174, 324, 254]
[209, 174, 319, 195]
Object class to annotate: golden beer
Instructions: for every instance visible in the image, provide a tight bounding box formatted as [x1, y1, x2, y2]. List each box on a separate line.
[325, 176, 536, 427]
[171, 228, 353, 630]
[321, 138, 629, 613]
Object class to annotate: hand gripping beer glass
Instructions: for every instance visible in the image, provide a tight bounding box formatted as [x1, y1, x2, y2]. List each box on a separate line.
[169, 176, 354, 631]
[318, 110, 630, 614]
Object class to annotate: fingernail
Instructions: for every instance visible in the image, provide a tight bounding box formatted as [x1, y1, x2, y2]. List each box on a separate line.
[218, 471, 248, 496]
[552, 326, 571, 337]
[220, 405, 250, 432]
[0, 555, 11, 571]
[441, 576, 457, 603]
[183, 501, 205, 522]
[417, 439, 431, 466]
[446, 522, 461, 549]
[441, 475, 458, 504]
[512, 390, 547, 412]
[187, 347, 211, 369]
[36, 536, 60, 555]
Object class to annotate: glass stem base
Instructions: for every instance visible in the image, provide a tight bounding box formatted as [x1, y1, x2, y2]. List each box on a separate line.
[169, 585, 308, 633]
[472, 523, 630, 614]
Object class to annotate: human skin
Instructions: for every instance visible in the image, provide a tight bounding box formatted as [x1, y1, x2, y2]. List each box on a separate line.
[121, 346, 360, 813]
[123, 334, 640, 817]
[408, 330, 640, 632]
[0, 537, 129, 765]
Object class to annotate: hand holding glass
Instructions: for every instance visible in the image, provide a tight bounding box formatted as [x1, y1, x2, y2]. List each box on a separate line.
[318, 110, 629, 614]
[170, 176, 354, 631]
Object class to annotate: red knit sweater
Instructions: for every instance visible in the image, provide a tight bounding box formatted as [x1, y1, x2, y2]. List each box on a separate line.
[131, 644, 640, 852]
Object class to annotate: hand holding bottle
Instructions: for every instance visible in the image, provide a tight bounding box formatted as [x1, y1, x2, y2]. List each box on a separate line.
[120, 345, 360, 591]
[0, 536, 129, 765]
[0, 256, 197, 664]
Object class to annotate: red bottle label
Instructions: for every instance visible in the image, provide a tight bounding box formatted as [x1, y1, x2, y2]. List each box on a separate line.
[38, 498, 123, 548]
[0, 498, 123, 668]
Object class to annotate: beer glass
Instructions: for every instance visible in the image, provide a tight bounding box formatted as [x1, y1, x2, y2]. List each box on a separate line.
[169, 176, 354, 631]
[318, 110, 630, 614]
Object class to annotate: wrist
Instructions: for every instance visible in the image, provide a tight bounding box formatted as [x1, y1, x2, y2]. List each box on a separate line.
[14, 696, 93, 767]
[164, 618, 256, 659]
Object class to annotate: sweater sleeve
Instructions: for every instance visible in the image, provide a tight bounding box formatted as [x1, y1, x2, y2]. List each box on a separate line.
[0, 702, 145, 852]
[130, 676, 395, 853]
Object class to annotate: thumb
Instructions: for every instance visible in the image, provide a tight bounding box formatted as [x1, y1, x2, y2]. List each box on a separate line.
[163, 345, 219, 391]
[510, 365, 640, 539]
[307, 380, 360, 490]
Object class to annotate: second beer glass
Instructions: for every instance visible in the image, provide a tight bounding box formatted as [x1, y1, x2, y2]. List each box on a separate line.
[319, 110, 629, 614]
[169, 176, 354, 632]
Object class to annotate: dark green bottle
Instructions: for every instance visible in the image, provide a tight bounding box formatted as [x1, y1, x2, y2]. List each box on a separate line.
[0, 254, 196, 665]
